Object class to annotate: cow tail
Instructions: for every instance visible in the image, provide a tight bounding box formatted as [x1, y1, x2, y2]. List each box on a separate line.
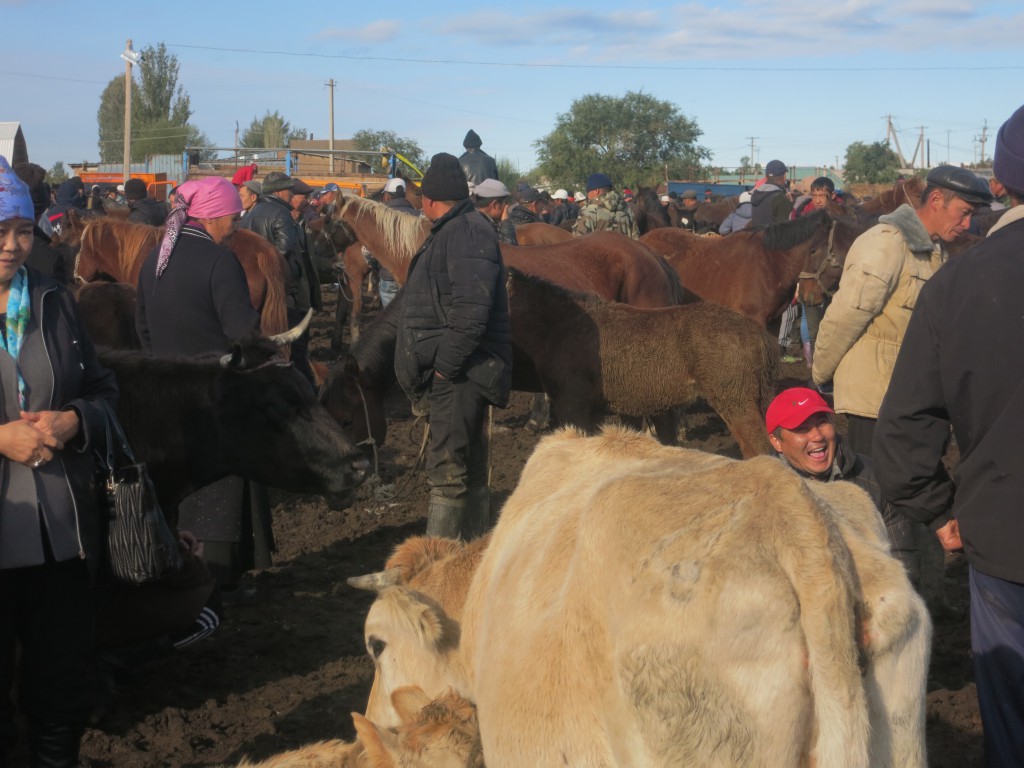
[774, 478, 870, 768]
[257, 240, 290, 337]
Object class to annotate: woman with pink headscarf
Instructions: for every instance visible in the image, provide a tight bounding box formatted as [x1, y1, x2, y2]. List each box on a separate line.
[134, 176, 263, 592]
[136, 176, 259, 357]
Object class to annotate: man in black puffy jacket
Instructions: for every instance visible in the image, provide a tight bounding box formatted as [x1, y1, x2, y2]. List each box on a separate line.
[458, 129, 499, 185]
[124, 178, 169, 226]
[395, 153, 512, 539]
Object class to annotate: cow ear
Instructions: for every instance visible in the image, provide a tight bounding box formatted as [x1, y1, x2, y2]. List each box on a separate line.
[352, 712, 401, 765]
[413, 600, 447, 648]
[391, 685, 431, 725]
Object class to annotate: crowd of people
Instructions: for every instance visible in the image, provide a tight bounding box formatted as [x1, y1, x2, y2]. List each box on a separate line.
[1, 103, 1023, 766]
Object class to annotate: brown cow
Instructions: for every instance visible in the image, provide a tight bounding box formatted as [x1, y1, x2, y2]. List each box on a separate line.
[354, 427, 930, 767]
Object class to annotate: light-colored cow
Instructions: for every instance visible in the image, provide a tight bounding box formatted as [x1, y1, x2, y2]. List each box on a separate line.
[225, 686, 481, 768]
[354, 427, 931, 768]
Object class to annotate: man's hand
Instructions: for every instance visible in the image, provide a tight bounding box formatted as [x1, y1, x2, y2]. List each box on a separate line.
[935, 519, 963, 552]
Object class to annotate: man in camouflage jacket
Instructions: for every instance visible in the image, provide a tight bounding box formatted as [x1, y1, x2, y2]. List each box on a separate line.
[572, 172, 639, 239]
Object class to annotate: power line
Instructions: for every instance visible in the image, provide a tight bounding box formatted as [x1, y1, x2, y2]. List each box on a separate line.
[166, 43, 1024, 73]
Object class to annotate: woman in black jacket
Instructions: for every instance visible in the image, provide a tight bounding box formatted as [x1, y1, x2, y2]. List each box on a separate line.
[0, 155, 119, 767]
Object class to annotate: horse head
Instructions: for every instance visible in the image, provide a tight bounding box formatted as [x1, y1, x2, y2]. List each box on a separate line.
[797, 215, 859, 306]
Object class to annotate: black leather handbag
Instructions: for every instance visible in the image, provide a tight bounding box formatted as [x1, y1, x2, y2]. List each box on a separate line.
[97, 401, 183, 585]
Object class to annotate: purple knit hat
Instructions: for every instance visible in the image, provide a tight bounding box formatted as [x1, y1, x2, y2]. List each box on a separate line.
[994, 104, 1024, 196]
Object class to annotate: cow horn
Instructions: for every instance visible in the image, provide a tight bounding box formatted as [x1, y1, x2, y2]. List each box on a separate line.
[268, 308, 314, 346]
[347, 568, 402, 591]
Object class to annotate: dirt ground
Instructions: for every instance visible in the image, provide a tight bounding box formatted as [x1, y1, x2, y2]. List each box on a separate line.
[63, 293, 983, 767]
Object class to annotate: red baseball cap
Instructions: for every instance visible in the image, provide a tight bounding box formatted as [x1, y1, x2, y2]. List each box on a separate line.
[765, 387, 834, 434]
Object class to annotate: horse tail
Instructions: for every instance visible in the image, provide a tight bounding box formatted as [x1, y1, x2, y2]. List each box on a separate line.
[653, 253, 689, 306]
[757, 327, 780, 416]
[253, 234, 290, 336]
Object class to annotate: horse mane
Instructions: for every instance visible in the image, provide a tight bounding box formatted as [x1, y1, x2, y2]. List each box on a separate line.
[507, 267, 606, 310]
[81, 218, 162, 279]
[762, 209, 829, 251]
[344, 196, 426, 259]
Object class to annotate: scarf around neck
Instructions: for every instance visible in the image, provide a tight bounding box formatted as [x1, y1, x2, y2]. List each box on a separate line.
[1, 267, 31, 408]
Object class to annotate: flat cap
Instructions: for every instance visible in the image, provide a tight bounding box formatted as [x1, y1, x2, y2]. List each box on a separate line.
[262, 171, 293, 194]
[926, 165, 993, 206]
[242, 180, 262, 195]
[474, 178, 510, 198]
[681, 189, 698, 200]
[519, 186, 539, 203]
[291, 178, 314, 195]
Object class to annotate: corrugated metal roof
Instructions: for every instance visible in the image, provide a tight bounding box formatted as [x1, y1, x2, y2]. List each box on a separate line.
[0, 122, 22, 141]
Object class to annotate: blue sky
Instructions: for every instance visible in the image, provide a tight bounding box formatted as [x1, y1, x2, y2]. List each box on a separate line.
[5, 0, 1021, 178]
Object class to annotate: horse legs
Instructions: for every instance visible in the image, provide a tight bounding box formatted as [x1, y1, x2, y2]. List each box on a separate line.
[526, 394, 551, 432]
[649, 410, 679, 446]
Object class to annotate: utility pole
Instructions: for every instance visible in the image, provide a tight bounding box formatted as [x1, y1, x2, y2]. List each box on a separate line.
[908, 125, 926, 170]
[326, 79, 336, 175]
[884, 115, 908, 169]
[979, 119, 989, 166]
[120, 39, 141, 182]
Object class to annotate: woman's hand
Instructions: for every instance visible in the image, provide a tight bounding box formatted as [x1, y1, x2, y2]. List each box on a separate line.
[21, 409, 79, 446]
[0, 419, 61, 467]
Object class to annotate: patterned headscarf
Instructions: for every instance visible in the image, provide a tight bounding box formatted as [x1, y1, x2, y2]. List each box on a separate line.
[0, 268, 31, 407]
[0, 155, 35, 222]
[156, 176, 242, 277]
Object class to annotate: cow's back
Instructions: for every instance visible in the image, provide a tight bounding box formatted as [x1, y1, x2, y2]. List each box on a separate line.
[461, 427, 870, 768]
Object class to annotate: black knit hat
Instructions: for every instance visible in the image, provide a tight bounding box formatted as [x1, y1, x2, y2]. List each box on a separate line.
[421, 153, 469, 201]
[463, 129, 482, 149]
[994, 103, 1024, 196]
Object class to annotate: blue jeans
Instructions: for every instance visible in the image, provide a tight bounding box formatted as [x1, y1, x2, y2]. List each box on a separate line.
[379, 278, 399, 309]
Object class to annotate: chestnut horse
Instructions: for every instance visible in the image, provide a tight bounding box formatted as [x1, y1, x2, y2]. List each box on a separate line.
[73, 218, 290, 336]
[515, 222, 572, 244]
[641, 209, 834, 328]
[330, 195, 693, 308]
[858, 177, 926, 216]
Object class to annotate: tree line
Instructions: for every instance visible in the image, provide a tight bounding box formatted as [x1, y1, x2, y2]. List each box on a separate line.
[89, 43, 905, 189]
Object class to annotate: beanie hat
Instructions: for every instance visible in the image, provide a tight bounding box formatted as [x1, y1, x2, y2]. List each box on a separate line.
[994, 103, 1024, 196]
[124, 177, 148, 200]
[463, 129, 483, 149]
[586, 172, 612, 192]
[0, 155, 35, 221]
[262, 171, 294, 194]
[421, 153, 469, 201]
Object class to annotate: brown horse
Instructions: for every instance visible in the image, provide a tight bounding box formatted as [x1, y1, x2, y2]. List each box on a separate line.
[857, 177, 926, 216]
[632, 186, 671, 234]
[73, 218, 290, 336]
[641, 209, 833, 328]
[330, 195, 692, 308]
[693, 197, 739, 234]
[515, 222, 572, 245]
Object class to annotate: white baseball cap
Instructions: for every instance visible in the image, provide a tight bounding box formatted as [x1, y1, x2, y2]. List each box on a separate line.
[473, 178, 510, 198]
[574, 191, 586, 202]
[383, 177, 406, 194]
[552, 188, 568, 200]
[660, 194, 670, 203]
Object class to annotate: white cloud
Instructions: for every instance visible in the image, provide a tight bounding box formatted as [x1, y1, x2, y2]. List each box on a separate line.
[317, 20, 402, 43]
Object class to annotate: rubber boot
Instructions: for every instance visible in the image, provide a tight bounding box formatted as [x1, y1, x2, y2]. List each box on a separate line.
[425, 495, 468, 539]
[464, 487, 492, 540]
[28, 723, 83, 768]
[802, 341, 814, 369]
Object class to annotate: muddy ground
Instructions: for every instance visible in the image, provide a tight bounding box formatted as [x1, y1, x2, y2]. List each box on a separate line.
[56, 292, 982, 766]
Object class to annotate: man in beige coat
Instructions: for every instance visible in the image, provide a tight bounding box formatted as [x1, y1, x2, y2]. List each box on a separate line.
[812, 164, 992, 457]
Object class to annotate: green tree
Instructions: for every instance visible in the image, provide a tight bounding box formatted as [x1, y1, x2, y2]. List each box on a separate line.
[534, 91, 710, 190]
[96, 43, 199, 162]
[46, 161, 69, 186]
[844, 141, 901, 184]
[352, 129, 427, 174]
[240, 111, 307, 149]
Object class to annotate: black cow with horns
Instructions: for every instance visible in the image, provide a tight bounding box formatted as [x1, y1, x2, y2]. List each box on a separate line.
[99, 330, 370, 517]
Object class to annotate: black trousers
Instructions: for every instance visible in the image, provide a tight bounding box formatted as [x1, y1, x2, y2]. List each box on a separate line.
[424, 375, 489, 499]
[0, 558, 95, 752]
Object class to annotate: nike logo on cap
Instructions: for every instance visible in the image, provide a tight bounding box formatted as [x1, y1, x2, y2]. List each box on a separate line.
[796, 399, 809, 405]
